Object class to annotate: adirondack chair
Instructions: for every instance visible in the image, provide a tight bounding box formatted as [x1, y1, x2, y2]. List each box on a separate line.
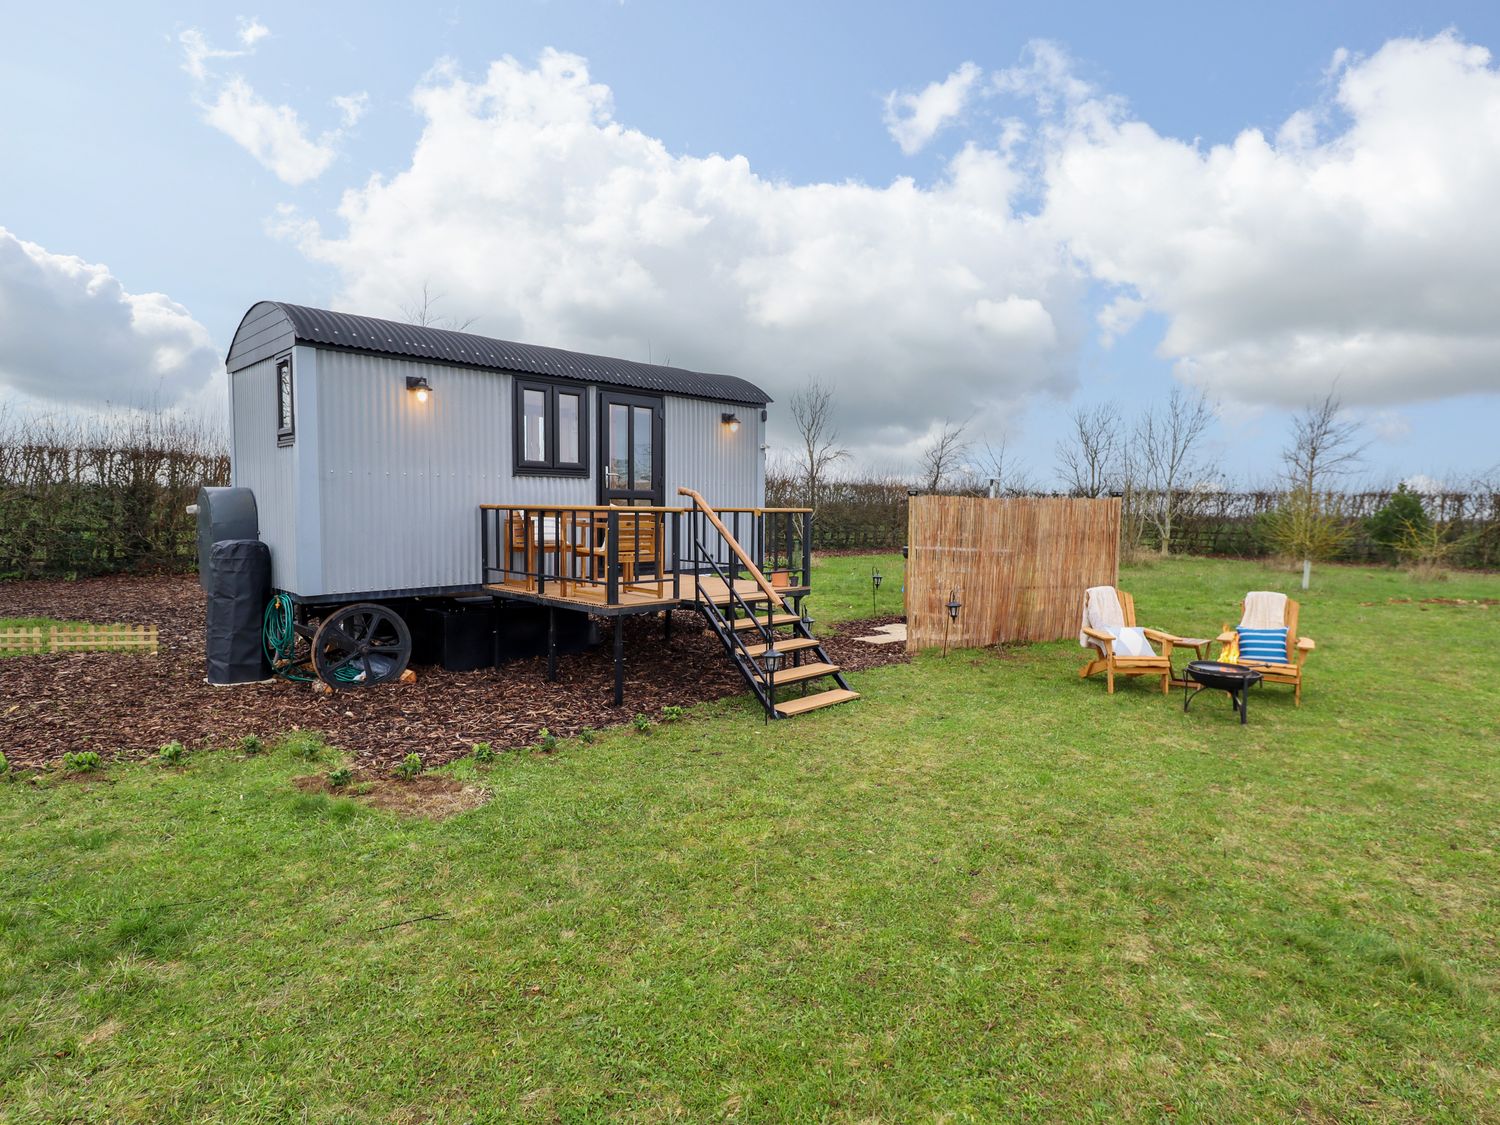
[1078, 586, 1184, 695]
[1216, 593, 1316, 705]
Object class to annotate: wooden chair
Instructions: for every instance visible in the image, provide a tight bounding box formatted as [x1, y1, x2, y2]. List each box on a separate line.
[569, 509, 662, 589]
[503, 511, 564, 591]
[1216, 596, 1316, 705]
[1078, 587, 1184, 695]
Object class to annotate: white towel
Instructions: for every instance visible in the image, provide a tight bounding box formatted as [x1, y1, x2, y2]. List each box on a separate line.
[1110, 626, 1155, 657]
[1242, 591, 1287, 630]
[1080, 585, 1124, 648]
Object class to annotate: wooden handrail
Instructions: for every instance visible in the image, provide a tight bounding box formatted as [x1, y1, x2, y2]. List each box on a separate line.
[715, 507, 815, 515]
[678, 487, 787, 611]
[481, 502, 813, 516]
[479, 503, 682, 513]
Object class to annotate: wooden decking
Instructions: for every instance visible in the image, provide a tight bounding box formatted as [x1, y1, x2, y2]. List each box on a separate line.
[483, 574, 809, 615]
[479, 494, 855, 719]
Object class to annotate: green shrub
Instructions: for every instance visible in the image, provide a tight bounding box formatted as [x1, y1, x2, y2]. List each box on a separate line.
[63, 750, 102, 773]
[538, 728, 559, 753]
[473, 742, 496, 764]
[661, 705, 685, 723]
[328, 766, 353, 788]
[393, 753, 423, 780]
[239, 734, 264, 755]
[1368, 484, 1429, 561]
[633, 714, 653, 734]
[157, 741, 185, 766]
[283, 732, 324, 761]
[579, 728, 597, 745]
[0, 750, 8, 777]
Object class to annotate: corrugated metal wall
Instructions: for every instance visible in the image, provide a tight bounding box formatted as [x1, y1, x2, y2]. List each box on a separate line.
[235, 347, 767, 599]
[229, 354, 297, 588]
[312, 351, 597, 597]
[664, 396, 765, 509]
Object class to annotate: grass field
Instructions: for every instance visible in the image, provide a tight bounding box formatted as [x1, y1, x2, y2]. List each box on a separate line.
[2, 555, 1497, 1122]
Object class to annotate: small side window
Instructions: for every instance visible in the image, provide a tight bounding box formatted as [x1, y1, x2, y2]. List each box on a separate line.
[276, 356, 295, 445]
[513, 379, 587, 476]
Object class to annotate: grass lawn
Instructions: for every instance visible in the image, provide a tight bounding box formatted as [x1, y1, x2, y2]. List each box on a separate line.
[2, 555, 1497, 1122]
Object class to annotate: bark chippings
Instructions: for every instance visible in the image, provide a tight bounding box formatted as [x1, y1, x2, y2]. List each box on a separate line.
[1, 575, 906, 770]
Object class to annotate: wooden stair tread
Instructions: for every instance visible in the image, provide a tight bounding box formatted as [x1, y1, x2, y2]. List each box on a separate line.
[701, 592, 772, 606]
[760, 660, 839, 685]
[774, 688, 860, 716]
[730, 613, 802, 631]
[742, 637, 819, 657]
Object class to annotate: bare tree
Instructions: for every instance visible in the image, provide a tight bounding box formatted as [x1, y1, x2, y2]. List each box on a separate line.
[399, 281, 478, 331]
[918, 418, 972, 493]
[1135, 387, 1215, 555]
[788, 380, 848, 510]
[1055, 402, 1121, 497]
[1278, 389, 1367, 587]
[974, 438, 1037, 496]
[1284, 389, 1367, 494]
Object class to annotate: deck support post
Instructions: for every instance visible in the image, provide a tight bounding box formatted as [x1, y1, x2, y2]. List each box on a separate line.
[546, 607, 558, 682]
[612, 617, 625, 706]
[663, 609, 673, 641]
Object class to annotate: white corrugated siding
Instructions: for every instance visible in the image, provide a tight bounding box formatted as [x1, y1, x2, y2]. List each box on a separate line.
[234, 347, 766, 598]
[230, 355, 297, 588]
[312, 351, 594, 597]
[664, 396, 764, 509]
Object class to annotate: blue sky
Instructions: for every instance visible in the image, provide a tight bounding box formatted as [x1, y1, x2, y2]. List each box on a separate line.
[3, 0, 1498, 487]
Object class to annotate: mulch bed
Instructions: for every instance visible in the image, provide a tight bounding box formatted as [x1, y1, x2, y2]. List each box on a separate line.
[0, 575, 907, 771]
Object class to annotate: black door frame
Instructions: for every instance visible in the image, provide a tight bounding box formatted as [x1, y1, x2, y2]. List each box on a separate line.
[597, 389, 666, 505]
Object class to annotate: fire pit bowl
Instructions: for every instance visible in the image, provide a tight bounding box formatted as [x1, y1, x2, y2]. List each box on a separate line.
[1184, 660, 1263, 725]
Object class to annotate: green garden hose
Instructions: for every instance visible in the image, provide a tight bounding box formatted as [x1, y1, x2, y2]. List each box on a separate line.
[264, 595, 370, 684]
[264, 593, 314, 681]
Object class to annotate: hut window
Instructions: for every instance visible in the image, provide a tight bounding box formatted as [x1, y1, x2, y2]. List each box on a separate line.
[275, 356, 294, 445]
[514, 379, 587, 476]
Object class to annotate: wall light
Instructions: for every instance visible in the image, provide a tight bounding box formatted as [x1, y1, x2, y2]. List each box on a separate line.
[406, 375, 433, 402]
[721, 412, 740, 433]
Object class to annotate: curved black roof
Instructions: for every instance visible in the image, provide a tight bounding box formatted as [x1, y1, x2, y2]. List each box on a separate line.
[225, 301, 771, 406]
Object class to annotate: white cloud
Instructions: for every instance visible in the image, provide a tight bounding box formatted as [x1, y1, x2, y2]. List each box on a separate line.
[179, 21, 363, 186]
[261, 34, 1500, 462]
[281, 50, 1082, 459]
[333, 91, 369, 127]
[1096, 295, 1144, 346]
[1033, 32, 1500, 408]
[884, 62, 982, 155]
[204, 77, 340, 185]
[179, 27, 246, 82]
[237, 16, 270, 48]
[0, 228, 218, 409]
[1401, 473, 1445, 494]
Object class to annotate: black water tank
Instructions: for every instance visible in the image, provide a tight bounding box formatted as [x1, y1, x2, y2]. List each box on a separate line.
[412, 602, 498, 672]
[205, 539, 271, 684]
[195, 487, 259, 591]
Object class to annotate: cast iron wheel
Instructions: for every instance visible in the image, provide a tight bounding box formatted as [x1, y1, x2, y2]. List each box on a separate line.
[312, 603, 412, 689]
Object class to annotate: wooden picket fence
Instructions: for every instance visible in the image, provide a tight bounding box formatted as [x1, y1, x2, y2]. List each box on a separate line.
[906, 496, 1121, 651]
[0, 623, 158, 656]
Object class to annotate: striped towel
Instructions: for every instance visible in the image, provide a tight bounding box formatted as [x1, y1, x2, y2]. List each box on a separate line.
[1237, 626, 1289, 664]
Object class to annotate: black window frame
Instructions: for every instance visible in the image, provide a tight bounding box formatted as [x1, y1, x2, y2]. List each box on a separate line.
[275, 354, 295, 446]
[597, 389, 665, 506]
[513, 377, 589, 477]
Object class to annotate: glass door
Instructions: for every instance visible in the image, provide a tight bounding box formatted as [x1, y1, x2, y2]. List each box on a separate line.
[598, 390, 664, 505]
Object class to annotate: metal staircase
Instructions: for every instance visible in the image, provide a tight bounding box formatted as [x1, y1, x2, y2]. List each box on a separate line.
[679, 488, 859, 720]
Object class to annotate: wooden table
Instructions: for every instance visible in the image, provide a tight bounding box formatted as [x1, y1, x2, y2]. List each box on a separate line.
[1168, 637, 1212, 688]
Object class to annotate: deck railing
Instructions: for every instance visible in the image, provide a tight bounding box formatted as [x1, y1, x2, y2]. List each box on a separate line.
[479, 502, 813, 608]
